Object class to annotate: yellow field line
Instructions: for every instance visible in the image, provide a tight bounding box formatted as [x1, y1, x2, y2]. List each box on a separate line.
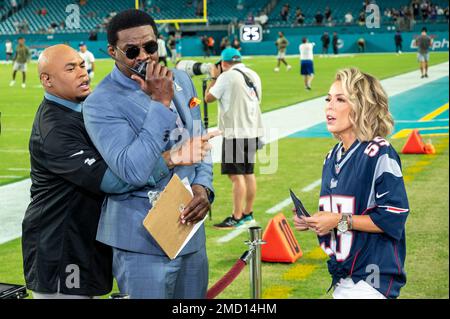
[419, 103, 449, 121]
[392, 127, 449, 139]
[263, 286, 293, 299]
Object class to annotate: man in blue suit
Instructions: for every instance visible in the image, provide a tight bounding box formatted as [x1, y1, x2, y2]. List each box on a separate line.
[83, 9, 217, 299]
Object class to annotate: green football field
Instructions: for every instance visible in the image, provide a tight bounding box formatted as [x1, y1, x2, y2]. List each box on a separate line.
[0, 52, 448, 298]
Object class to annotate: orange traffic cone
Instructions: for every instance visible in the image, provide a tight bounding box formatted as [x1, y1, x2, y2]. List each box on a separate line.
[261, 213, 302, 263]
[424, 139, 436, 154]
[401, 129, 428, 154]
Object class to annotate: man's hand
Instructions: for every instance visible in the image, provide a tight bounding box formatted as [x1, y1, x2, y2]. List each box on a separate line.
[304, 212, 340, 236]
[180, 184, 210, 225]
[209, 64, 221, 78]
[131, 61, 174, 107]
[169, 130, 222, 166]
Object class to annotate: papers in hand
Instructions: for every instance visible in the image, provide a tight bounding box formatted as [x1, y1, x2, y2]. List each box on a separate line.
[289, 189, 311, 218]
[143, 174, 206, 260]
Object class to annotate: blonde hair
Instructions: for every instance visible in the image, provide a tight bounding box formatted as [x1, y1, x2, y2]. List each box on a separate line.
[334, 68, 394, 141]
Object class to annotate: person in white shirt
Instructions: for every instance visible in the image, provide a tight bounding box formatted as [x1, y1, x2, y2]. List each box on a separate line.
[299, 37, 315, 90]
[204, 48, 264, 229]
[5, 39, 13, 62]
[157, 34, 168, 66]
[78, 42, 95, 81]
[344, 12, 354, 24]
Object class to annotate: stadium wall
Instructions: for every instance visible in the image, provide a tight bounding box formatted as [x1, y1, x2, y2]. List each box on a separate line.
[0, 30, 448, 60]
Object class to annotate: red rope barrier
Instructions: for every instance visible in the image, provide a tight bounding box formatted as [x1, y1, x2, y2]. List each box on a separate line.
[206, 259, 247, 299]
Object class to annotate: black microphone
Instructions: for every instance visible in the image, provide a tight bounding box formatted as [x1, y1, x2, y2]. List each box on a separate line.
[99, 48, 175, 82]
[99, 48, 147, 79]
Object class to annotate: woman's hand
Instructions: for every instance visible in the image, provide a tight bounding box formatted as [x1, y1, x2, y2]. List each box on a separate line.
[293, 214, 310, 231]
[304, 212, 341, 236]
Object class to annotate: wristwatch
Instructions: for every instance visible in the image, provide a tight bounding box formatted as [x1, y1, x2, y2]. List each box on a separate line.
[337, 213, 352, 233]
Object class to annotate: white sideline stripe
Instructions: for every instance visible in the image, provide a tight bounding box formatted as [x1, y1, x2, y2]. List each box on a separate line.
[0, 175, 23, 179]
[0, 179, 31, 244]
[216, 220, 258, 244]
[7, 168, 30, 171]
[265, 179, 322, 214]
[0, 149, 29, 153]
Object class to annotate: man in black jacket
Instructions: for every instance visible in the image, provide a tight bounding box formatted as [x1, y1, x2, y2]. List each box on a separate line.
[22, 44, 168, 298]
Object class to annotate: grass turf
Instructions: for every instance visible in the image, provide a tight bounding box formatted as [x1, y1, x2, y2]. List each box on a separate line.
[0, 136, 448, 298]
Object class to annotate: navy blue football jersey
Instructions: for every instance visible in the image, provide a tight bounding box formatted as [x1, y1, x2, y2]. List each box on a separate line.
[318, 137, 409, 299]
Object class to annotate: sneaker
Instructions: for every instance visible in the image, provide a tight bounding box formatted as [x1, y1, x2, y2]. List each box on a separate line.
[286, 65, 292, 71]
[421, 75, 425, 78]
[21, 83, 26, 88]
[425, 74, 428, 78]
[9, 80, 15, 87]
[214, 216, 244, 229]
[306, 86, 311, 90]
[274, 67, 280, 72]
[241, 212, 255, 223]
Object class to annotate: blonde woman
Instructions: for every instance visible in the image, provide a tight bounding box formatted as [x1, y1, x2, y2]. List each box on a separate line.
[294, 68, 409, 299]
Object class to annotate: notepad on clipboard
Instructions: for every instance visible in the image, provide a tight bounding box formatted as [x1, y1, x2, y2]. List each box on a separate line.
[143, 174, 206, 260]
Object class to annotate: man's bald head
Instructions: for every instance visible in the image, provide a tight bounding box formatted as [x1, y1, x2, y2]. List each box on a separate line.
[38, 44, 78, 76]
[38, 44, 91, 102]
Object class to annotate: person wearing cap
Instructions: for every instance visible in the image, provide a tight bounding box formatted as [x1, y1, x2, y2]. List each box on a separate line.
[414, 27, 433, 78]
[78, 42, 95, 81]
[205, 48, 264, 229]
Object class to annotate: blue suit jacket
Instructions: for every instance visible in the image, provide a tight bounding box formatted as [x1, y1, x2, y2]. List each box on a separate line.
[83, 66, 214, 256]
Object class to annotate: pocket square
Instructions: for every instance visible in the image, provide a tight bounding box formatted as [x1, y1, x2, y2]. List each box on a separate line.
[189, 97, 201, 108]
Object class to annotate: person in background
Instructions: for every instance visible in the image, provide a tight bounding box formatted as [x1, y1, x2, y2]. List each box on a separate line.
[357, 38, 366, 53]
[9, 37, 30, 88]
[415, 27, 433, 78]
[294, 68, 409, 299]
[5, 39, 13, 62]
[394, 31, 403, 54]
[332, 32, 339, 55]
[157, 34, 168, 66]
[167, 34, 177, 64]
[232, 38, 241, 51]
[321, 32, 330, 55]
[78, 42, 95, 82]
[299, 37, 315, 90]
[205, 48, 263, 229]
[274, 32, 291, 72]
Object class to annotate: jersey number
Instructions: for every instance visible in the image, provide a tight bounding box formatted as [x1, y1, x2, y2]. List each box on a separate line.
[319, 195, 355, 261]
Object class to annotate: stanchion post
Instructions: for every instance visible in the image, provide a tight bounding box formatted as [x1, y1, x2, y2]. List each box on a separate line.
[201, 78, 212, 221]
[248, 226, 264, 299]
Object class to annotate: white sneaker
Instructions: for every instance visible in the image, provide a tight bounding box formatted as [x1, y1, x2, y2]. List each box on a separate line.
[21, 83, 26, 88]
[287, 65, 292, 71]
[274, 67, 280, 72]
[9, 80, 15, 87]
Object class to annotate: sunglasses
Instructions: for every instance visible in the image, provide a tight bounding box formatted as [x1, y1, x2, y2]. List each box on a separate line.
[116, 40, 158, 60]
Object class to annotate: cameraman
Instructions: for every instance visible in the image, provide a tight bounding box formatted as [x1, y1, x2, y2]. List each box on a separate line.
[205, 48, 264, 229]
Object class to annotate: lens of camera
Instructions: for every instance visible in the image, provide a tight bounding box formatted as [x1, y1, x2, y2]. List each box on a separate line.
[192, 62, 204, 76]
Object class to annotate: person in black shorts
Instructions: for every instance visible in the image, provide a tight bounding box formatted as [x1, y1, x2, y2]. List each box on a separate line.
[205, 48, 264, 229]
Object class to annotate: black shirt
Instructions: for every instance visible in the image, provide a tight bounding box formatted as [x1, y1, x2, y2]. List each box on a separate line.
[22, 98, 112, 296]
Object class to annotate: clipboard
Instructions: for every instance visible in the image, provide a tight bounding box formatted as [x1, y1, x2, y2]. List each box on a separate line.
[143, 174, 204, 260]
